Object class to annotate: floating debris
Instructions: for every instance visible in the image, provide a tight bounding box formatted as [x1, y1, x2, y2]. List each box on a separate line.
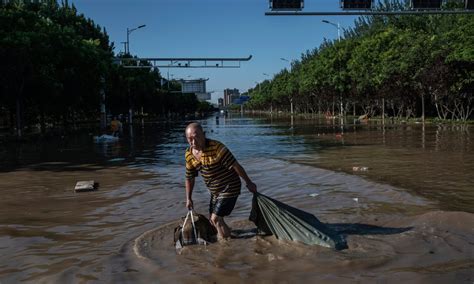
[93, 134, 119, 143]
[74, 180, 98, 192]
[108, 158, 125, 162]
[352, 166, 369, 172]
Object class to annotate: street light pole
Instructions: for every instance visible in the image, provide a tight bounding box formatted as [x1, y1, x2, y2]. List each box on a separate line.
[255, 81, 261, 92]
[126, 24, 146, 55]
[124, 24, 145, 127]
[120, 41, 127, 55]
[322, 20, 343, 119]
[280, 58, 294, 115]
[262, 73, 272, 113]
[99, 76, 106, 131]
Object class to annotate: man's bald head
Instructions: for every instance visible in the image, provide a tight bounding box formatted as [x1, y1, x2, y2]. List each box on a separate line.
[185, 122, 206, 150]
[185, 122, 204, 135]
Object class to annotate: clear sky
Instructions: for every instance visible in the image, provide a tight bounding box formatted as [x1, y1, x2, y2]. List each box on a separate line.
[70, 0, 358, 102]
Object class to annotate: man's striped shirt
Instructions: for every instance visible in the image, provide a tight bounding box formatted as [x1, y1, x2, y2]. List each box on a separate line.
[185, 139, 241, 198]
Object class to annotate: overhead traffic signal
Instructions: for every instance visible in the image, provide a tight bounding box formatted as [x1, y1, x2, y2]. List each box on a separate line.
[340, 0, 373, 10]
[411, 0, 442, 9]
[467, 0, 474, 9]
[269, 0, 304, 11]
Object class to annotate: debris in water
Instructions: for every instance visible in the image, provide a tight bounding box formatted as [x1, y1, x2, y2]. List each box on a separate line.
[352, 166, 369, 172]
[74, 180, 98, 192]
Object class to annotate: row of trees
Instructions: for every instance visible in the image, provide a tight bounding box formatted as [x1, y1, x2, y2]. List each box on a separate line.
[0, 0, 211, 137]
[246, 1, 473, 122]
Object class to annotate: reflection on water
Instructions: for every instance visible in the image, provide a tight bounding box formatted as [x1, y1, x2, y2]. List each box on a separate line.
[0, 113, 473, 282]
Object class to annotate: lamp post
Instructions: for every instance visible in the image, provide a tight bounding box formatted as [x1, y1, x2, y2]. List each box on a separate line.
[126, 24, 146, 54]
[262, 73, 272, 113]
[255, 81, 261, 92]
[280, 58, 293, 115]
[322, 20, 340, 41]
[167, 61, 178, 89]
[167, 73, 174, 89]
[322, 20, 343, 119]
[99, 76, 106, 131]
[120, 41, 127, 55]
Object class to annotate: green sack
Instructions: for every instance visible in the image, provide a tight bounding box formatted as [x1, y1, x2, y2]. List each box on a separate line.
[249, 193, 347, 250]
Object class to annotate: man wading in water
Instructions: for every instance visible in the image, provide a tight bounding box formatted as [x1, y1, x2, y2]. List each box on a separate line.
[184, 122, 257, 240]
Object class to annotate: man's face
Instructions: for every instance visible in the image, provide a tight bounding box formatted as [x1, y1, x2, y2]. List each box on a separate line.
[186, 127, 205, 151]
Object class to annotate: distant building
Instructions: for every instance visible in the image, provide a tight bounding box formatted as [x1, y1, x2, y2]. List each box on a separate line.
[224, 88, 240, 106]
[218, 98, 224, 108]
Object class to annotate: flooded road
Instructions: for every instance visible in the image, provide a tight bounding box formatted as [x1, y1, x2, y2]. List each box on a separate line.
[0, 114, 473, 283]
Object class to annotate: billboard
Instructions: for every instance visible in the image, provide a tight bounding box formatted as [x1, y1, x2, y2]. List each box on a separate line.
[196, 93, 211, 101]
[181, 80, 206, 94]
[233, 95, 251, 105]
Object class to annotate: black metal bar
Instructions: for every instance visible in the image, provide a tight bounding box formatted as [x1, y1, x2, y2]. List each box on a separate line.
[122, 66, 242, 69]
[265, 10, 474, 15]
[118, 55, 252, 62]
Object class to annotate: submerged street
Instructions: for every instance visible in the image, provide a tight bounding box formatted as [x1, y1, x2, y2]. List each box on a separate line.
[0, 114, 472, 282]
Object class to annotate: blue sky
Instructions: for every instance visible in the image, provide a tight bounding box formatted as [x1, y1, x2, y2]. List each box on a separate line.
[70, 0, 358, 102]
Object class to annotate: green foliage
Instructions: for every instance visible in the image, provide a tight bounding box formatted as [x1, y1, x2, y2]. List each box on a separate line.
[0, 1, 205, 134]
[0, 0, 112, 130]
[247, 2, 473, 121]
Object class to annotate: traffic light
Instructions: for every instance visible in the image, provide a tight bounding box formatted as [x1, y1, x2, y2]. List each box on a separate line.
[341, 0, 373, 10]
[411, 0, 442, 9]
[269, 0, 304, 11]
[467, 0, 474, 9]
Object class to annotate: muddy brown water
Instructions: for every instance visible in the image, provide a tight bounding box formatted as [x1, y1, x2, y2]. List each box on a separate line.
[0, 114, 473, 283]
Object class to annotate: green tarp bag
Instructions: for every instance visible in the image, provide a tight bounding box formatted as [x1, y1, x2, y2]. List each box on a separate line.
[249, 192, 347, 250]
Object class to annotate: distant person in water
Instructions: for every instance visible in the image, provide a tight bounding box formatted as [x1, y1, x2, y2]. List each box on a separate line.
[184, 122, 257, 239]
[110, 116, 123, 137]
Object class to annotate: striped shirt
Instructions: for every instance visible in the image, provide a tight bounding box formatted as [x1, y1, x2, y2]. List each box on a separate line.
[185, 139, 241, 198]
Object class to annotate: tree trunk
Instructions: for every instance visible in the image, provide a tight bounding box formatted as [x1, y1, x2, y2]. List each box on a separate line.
[382, 97, 385, 125]
[421, 93, 425, 123]
[15, 96, 22, 137]
[40, 110, 46, 135]
[15, 79, 25, 138]
[9, 110, 15, 132]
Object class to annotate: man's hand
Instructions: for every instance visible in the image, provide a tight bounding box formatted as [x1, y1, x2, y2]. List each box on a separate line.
[246, 182, 257, 193]
[186, 198, 194, 210]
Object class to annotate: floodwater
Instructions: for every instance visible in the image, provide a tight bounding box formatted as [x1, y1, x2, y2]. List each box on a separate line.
[0, 114, 473, 283]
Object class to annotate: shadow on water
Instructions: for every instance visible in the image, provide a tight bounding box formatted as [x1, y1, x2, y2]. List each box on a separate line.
[327, 222, 413, 250]
[230, 223, 412, 251]
[326, 223, 412, 236]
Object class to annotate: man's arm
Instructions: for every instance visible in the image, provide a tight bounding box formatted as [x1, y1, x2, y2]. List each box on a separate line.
[185, 178, 195, 209]
[232, 161, 257, 193]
